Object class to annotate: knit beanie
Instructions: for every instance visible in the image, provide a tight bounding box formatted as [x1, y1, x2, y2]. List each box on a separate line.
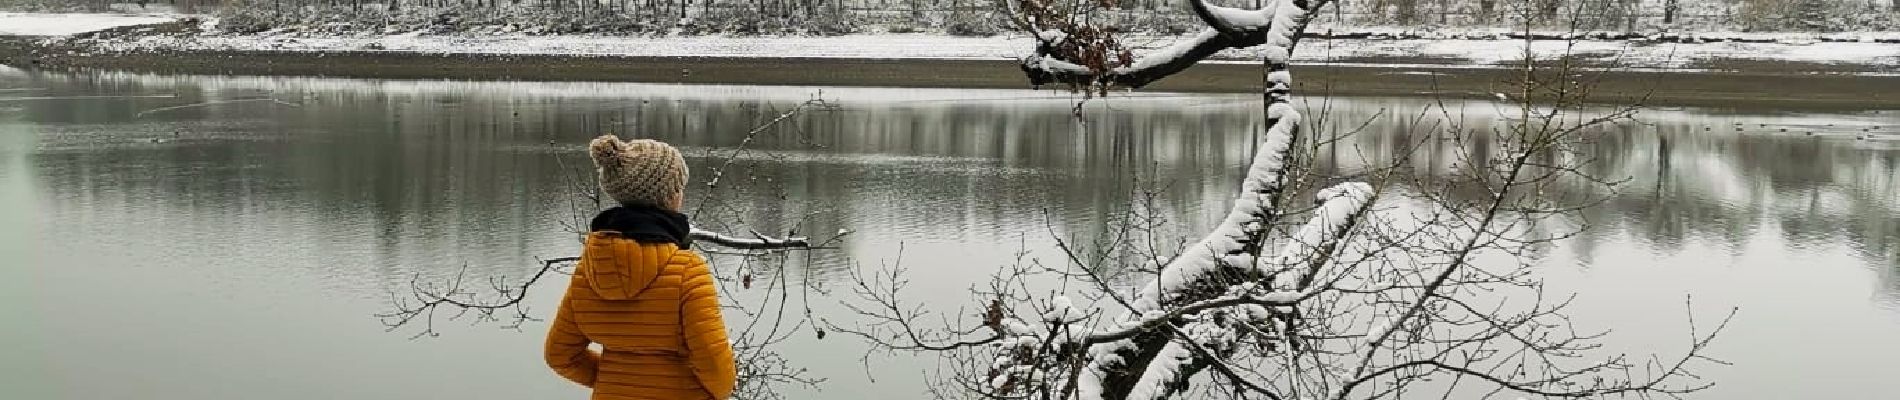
[589, 135, 688, 210]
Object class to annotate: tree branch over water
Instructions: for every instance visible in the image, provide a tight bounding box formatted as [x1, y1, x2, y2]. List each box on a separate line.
[834, 1, 1733, 400]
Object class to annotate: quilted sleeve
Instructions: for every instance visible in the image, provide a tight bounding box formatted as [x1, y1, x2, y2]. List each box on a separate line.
[544, 280, 600, 388]
[679, 254, 737, 399]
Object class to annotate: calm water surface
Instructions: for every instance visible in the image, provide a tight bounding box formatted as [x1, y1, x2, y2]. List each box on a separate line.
[3, 66, 1898, 399]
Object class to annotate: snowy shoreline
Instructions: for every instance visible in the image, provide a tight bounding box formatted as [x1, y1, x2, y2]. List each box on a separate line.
[5, 11, 1900, 110]
[63, 30, 1900, 76]
[4, 12, 1899, 75]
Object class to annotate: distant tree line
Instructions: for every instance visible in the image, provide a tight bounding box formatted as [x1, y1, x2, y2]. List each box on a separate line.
[1340, 0, 1898, 31]
[3, 0, 1894, 34]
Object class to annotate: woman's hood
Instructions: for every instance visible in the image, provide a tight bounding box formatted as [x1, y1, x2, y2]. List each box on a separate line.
[580, 206, 694, 300]
[579, 233, 677, 300]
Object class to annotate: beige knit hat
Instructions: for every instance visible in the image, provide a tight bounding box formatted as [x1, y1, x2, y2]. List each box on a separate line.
[589, 135, 688, 210]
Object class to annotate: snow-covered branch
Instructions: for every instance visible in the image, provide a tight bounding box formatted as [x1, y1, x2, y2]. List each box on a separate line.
[1022, 28, 1254, 89]
[1082, 287, 1303, 346]
[1017, 0, 1330, 90]
[690, 227, 818, 250]
[1261, 182, 1377, 290]
[1084, 182, 1378, 400]
[1075, 97, 1304, 400]
[1187, 0, 1273, 35]
[1056, 2, 1331, 399]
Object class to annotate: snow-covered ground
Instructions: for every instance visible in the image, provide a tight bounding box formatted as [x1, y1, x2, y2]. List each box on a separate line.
[0, 12, 179, 36]
[8, 12, 1900, 74]
[91, 32, 1900, 74]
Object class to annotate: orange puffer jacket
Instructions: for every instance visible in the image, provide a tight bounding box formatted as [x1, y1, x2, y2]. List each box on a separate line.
[545, 232, 737, 400]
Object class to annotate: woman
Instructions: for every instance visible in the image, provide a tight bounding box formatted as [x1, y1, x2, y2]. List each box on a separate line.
[545, 135, 736, 400]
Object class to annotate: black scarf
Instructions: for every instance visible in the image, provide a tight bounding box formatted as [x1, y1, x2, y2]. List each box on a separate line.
[589, 206, 693, 250]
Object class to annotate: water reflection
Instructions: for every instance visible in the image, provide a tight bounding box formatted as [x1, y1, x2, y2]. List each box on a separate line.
[4, 67, 1898, 399]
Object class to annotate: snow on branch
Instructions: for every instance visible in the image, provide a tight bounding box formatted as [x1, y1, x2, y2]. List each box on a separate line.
[1123, 316, 1259, 400]
[1131, 101, 1301, 312]
[1078, 98, 1304, 400]
[690, 227, 823, 250]
[1083, 286, 1298, 346]
[1123, 338, 1196, 400]
[1260, 182, 1376, 290]
[1259, 0, 1311, 66]
[985, 317, 1047, 395]
[1189, 0, 1274, 33]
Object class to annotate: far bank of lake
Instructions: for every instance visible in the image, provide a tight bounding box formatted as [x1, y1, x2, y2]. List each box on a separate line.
[4, 33, 1900, 109]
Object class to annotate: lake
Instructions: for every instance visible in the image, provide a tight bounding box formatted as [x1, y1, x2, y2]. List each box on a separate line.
[3, 66, 1897, 399]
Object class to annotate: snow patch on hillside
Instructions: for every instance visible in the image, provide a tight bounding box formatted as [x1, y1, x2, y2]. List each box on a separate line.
[0, 13, 180, 36]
